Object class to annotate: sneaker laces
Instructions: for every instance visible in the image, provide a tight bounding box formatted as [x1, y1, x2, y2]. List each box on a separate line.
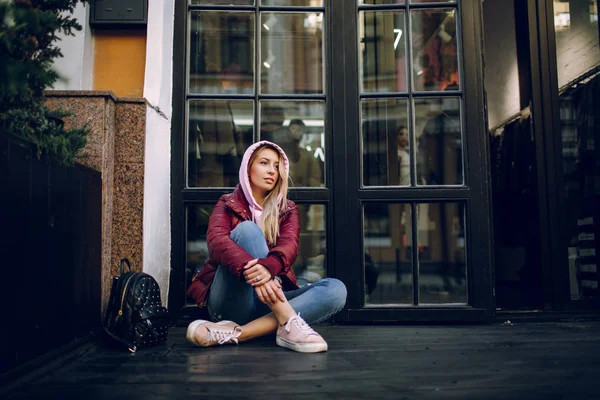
[284, 314, 318, 336]
[207, 326, 242, 345]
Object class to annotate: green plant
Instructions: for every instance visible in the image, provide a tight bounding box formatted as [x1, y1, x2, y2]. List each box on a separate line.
[0, 0, 89, 165]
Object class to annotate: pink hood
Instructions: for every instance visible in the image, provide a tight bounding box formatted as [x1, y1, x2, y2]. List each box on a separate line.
[238, 140, 290, 227]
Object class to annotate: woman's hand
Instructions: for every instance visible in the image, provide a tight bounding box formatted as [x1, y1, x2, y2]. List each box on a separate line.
[254, 279, 286, 305]
[243, 259, 271, 287]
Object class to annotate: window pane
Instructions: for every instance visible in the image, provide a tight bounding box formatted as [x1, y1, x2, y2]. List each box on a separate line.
[295, 204, 327, 287]
[186, 205, 214, 305]
[191, 0, 253, 4]
[262, 0, 323, 5]
[189, 12, 254, 94]
[359, 11, 407, 93]
[188, 100, 254, 188]
[554, 0, 600, 88]
[261, 13, 323, 94]
[260, 101, 325, 187]
[411, 9, 459, 91]
[364, 203, 413, 305]
[414, 97, 463, 185]
[417, 202, 466, 304]
[361, 98, 410, 186]
[555, 0, 600, 299]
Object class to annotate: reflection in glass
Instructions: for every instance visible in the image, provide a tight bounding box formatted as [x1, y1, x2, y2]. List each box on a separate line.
[260, 101, 325, 187]
[359, 11, 407, 93]
[186, 205, 214, 305]
[361, 98, 410, 186]
[364, 204, 412, 305]
[417, 202, 466, 304]
[411, 9, 459, 91]
[188, 100, 254, 188]
[414, 97, 463, 185]
[192, 0, 253, 4]
[294, 204, 327, 287]
[189, 12, 254, 94]
[261, 13, 323, 94]
[262, 0, 323, 5]
[554, 0, 600, 88]
[554, 0, 599, 300]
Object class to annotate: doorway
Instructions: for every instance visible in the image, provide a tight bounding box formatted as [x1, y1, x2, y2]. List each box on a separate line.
[483, 0, 545, 310]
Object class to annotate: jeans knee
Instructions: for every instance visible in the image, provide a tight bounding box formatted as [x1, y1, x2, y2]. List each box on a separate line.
[230, 221, 268, 258]
[322, 278, 347, 311]
[231, 221, 262, 240]
[231, 221, 263, 246]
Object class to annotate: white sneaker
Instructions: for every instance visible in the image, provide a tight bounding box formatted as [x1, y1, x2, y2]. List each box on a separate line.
[276, 314, 328, 353]
[186, 320, 241, 347]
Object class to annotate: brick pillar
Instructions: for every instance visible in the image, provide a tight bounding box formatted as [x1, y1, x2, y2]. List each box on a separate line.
[45, 91, 148, 314]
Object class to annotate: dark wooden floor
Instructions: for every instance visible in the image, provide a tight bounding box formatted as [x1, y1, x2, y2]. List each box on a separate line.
[3, 320, 600, 400]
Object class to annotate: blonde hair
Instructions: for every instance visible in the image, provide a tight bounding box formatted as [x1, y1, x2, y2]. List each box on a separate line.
[248, 144, 289, 245]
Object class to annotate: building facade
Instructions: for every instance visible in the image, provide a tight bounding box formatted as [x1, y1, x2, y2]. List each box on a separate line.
[51, 0, 599, 322]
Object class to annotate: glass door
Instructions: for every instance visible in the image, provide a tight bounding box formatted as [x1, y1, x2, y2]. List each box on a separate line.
[331, 0, 494, 321]
[547, 0, 600, 308]
[170, 0, 332, 317]
[171, 0, 494, 322]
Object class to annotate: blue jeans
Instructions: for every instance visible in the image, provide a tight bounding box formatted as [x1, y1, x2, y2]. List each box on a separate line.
[206, 221, 347, 326]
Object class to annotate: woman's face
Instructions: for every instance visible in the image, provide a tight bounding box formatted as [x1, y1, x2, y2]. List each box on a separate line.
[289, 124, 303, 141]
[249, 147, 280, 196]
[397, 128, 409, 148]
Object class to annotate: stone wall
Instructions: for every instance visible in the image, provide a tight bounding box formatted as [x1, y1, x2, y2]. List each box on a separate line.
[45, 91, 148, 313]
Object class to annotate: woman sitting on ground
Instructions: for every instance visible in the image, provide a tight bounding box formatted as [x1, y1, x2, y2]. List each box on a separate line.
[186, 141, 347, 353]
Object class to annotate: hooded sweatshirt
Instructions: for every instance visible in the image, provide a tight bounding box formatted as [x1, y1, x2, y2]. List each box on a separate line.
[238, 140, 290, 227]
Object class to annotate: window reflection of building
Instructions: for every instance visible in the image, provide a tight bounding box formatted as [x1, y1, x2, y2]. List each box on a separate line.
[364, 203, 412, 305]
[261, 13, 323, 95]
[362, 99, 409, 187]
[416, 97, 462, 186]
[360, 9, 459, 93]
[360, 11, 408, 93]
[553, 0, 600, 299]
[559, 73, 600, 299]
[417, 203, 466, 304]
[364, 200, 467, 305]
[188, 101, 241, 187]
[188, 11, 254, 188]
[554, 0, 600, 88]
[412, 10, 459, 92]
[189, 12, 254, 94]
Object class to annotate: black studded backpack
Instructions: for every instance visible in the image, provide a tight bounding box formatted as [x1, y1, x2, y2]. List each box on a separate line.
[103, 258, 171, 352]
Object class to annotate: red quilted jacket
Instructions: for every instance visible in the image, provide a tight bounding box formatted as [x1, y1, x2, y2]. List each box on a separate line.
[187, 185, 300, 307]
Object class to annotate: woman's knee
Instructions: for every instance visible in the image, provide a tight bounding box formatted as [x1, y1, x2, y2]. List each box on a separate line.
[231, 221, 262, 240]
[230, 221, 268, 258]
[320, 278, 347, 311]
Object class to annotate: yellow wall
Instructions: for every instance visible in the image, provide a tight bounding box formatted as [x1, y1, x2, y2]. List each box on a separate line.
[93, 30, 147, 97]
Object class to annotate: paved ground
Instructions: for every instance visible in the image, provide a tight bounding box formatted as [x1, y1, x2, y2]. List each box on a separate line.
[3, 320, 600, 399]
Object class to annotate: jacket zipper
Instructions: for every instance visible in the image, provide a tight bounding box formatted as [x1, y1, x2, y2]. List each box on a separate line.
[115, 274, 136, 322]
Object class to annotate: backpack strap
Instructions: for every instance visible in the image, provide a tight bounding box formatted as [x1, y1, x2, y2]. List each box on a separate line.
[119, 258, 131, 275]
[103, 324, 137, 353]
